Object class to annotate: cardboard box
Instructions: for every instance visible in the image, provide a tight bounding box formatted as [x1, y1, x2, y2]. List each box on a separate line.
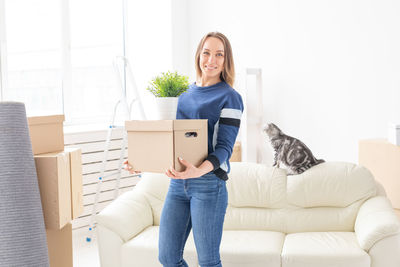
[35, 151, 72, 229]
[395, 209, 400, 220]
[126, 120, 207, 173]
[359, 139, 400, 209]
[46, 223, 73, 267]
[230, 142, 242, 162]
[28, 115, 65, 155]
[65, 147, 83, 219]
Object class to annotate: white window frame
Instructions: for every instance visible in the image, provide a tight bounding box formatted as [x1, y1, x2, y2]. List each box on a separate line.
[61, 0, 71, 119]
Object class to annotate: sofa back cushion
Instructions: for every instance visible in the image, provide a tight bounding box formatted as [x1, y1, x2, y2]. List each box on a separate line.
[287, 162, 376, 208]
[223, 161, 377, 232]
[134, 161, 377, 230]
[227, 162, 287, 208]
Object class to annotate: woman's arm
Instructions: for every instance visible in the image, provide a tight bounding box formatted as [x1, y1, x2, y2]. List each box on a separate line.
[204, 92, 244, 176]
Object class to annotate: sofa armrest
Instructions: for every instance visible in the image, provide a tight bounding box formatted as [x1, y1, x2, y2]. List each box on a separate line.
[355, 196, 400, 251]
[97, 225, 123, 267]
[96, 189, 153, 242]
[368, 233, 400, 267]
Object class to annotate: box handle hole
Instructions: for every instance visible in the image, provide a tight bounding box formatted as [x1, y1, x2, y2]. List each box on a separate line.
[185, 132, 198, 138]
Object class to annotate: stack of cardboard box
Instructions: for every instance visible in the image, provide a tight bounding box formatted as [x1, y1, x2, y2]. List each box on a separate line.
[28, 115, 83, 267]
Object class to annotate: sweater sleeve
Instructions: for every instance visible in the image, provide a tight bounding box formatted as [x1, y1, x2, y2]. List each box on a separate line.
[205, 91, 244, 171]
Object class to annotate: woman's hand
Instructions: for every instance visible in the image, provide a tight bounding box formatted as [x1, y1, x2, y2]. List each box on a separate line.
[123, 160, 142, 175]
[166, 157, 212, 179]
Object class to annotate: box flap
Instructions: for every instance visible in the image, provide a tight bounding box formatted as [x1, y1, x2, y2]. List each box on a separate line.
[125, 120, 173, 132]
[28, 115, 65, 126]
[173, 119, 207, 131]
[34, 151, 67, 158]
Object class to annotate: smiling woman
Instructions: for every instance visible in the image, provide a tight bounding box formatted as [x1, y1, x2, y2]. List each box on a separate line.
[195, 32, 235, 87]
[157, 32, 244, 267]
[198, 38, 225, 86]
[122, 33, 244, 267]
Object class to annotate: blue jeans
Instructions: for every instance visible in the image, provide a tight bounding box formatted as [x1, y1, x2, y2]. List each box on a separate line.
[158, 173, 228, 267]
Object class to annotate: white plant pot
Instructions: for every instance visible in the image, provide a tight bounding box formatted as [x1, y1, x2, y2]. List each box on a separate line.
[155, 97, 179, 120]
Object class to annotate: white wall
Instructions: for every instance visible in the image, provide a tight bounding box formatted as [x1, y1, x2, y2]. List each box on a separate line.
[171, 0, 189, 75]
[125, 0, 173, 120]
[173, 0, 400, 164]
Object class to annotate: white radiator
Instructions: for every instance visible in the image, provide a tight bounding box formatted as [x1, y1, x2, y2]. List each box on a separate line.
[64, 127, 140, 230]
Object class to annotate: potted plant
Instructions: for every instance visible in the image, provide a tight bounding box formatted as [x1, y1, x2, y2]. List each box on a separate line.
[146, 71, 189, 119]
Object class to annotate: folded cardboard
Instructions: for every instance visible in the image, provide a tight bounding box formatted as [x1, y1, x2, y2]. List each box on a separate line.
[359, 139, 400, 209]
[35, 151, 72, 229]
[28, 115, 65, 155]
[46, 223, 73, 267]
[126, 120, 207, 173]
[65, 147, 83, 219]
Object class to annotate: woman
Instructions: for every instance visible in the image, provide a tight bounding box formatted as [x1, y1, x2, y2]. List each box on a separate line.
[125, 32, 243, 267]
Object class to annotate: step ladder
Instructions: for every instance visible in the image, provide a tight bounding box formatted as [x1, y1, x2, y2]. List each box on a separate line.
[86, 56, 146, 242]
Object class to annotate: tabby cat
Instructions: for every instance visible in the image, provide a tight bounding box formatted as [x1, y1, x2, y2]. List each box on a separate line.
[263, 123, 325, 175]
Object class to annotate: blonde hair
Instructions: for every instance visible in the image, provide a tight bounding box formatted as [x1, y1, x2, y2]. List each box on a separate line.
[195, 32, 235, 87]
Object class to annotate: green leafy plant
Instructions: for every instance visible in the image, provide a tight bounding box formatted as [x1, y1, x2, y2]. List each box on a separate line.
[146, 71, 189, 97]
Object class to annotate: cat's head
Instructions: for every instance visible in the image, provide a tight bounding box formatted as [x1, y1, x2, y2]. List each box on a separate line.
[263, 123, 282, 139]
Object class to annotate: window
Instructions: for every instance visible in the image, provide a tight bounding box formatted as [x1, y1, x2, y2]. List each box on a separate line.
[3, 0, 63, 116]
[0, 0, 173, 125]
[68, 0, 124, 125]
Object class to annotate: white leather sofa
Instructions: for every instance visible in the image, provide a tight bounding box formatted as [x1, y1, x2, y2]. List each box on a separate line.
[96, 162, 400, 267]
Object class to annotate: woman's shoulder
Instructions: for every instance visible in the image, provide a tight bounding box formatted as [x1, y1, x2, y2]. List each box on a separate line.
[220, 83, 243, 110]
[222, 82, 242, 100]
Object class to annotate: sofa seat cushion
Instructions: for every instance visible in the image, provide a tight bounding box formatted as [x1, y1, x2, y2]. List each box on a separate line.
[121, 226, 197, 267]
[281, 232, 370, 267]
[220, 230, 285, 267]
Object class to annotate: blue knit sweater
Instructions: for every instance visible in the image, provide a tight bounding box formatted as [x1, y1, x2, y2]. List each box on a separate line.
[176, 81, 244, 180]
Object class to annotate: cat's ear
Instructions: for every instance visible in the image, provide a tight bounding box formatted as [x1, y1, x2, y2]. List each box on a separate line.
[272, 123, 281, 131]
[270, 124, 281, 136]
[274, 124, 284, 136]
